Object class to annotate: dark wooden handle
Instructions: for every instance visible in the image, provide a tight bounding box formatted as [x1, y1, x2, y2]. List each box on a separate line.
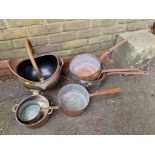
[99, 39, 127, 61]
[24, 38, 42, 80]
[90, 87, 122, 97]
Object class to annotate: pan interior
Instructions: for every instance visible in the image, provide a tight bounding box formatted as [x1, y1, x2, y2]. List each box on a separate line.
[18, 102, 41, 122]
[58, 84, 90, 112]
[17, 55, 57, 82]
[17, 95, 49, 125]
[69, 53, 101, 77]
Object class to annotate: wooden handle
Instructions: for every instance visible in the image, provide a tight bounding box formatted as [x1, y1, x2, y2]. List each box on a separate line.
[101, 68, 141, 73]
[90, 87, 122, 97]
[24, 38, 42, 80]
[109, 39, 127, 52]
[106, 71, 149, 76]
[99, 39, 127, 61]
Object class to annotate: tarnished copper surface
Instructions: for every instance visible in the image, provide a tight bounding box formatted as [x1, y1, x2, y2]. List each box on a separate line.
[61, 107, 86, 116]
[13, 95, 55, 128]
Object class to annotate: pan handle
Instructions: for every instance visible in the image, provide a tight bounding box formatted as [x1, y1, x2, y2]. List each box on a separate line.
[101, 68, 142, 74]
[90, 87, 122, 97]
[47, 109, 53, 115]
[50, 105, 59, 110]
[42, 106, 59, 115]
[12, 104, 19, 112]
[59, 58, 64, 69]
[99, 39, 127, 62]
[24, 38, 43, 80]
[105, 71, 149, 76]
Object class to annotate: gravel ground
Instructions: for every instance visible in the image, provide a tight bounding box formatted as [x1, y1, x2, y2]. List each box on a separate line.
[0, 67, 155, 135]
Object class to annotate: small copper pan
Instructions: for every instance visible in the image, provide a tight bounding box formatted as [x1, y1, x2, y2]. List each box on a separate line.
[58, 84, 122, 116]
[12, 95, 59, 128]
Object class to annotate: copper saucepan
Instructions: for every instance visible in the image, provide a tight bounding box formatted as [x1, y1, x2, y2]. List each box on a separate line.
[70, 68, 149, 92]
[69, 40, 127, 81]
[58, 84, 122, 116]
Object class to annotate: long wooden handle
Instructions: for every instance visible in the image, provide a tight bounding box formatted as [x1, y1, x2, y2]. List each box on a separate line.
[24, 38, 42, 80]
[106, 71, 149, 76]
[101, 68, 142, 73]
[99, 39, 127, 61]
[90, 87, 122, 97]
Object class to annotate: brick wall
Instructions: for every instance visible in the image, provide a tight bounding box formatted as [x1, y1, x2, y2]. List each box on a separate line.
[0, 19, 154, 61]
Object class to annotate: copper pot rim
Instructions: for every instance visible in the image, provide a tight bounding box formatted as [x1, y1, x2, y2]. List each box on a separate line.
[58, 84, 90, 116]
[61, 107, 86, 116]
[70, 71, 105, 83]
[15, 95, 51, 127]
[69, 53, 102, 79]
[60, 103, 88, 115]
[8, 54, 63, 83]
[70, 67, 102, 81]
[24, 110, 49, 127]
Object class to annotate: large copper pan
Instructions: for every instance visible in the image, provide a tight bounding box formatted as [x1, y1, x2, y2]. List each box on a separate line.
[58, 84, 122, 116]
